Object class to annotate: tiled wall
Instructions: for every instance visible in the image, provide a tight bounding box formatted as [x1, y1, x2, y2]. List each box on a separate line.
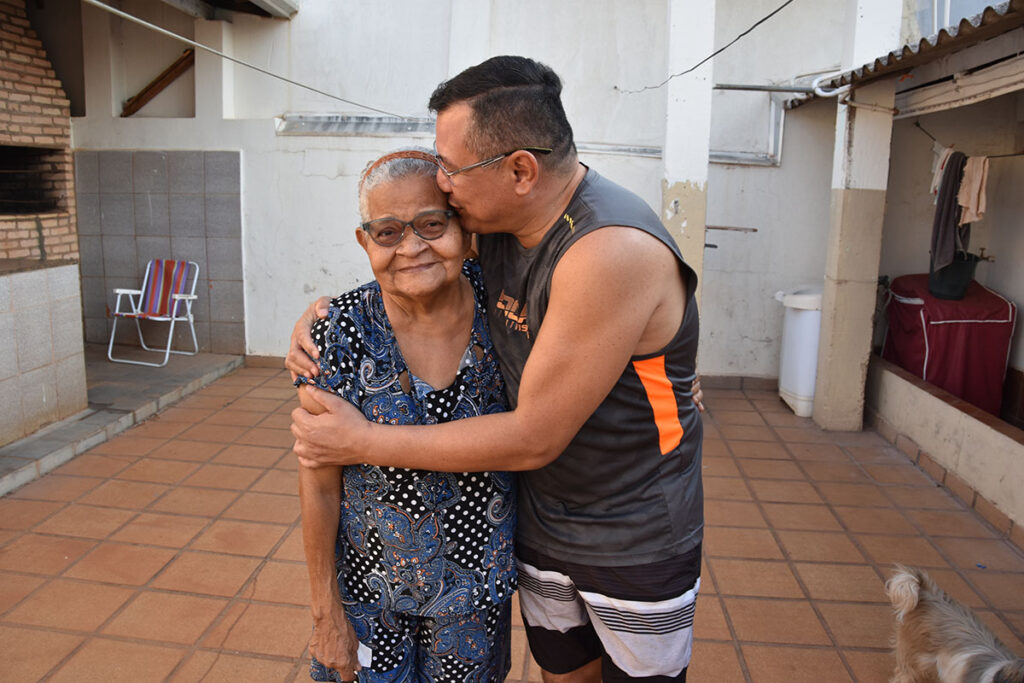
[0, 263, 87, 448]
[75, 150, 244, 354]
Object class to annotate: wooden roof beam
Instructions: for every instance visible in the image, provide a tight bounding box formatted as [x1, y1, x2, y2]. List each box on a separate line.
[121, 49, 195, 117]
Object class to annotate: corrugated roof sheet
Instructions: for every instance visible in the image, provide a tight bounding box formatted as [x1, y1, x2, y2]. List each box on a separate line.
[787, 0, 1024, 108]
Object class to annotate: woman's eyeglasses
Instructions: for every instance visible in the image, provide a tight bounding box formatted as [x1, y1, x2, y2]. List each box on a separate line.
[360, 209, 455, 247]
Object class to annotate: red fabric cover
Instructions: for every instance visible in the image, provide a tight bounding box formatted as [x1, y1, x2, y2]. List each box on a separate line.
[881, 273, 1017, 415]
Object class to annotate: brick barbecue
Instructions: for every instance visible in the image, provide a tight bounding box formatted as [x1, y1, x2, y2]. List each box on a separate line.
[0, 0, 77, 262]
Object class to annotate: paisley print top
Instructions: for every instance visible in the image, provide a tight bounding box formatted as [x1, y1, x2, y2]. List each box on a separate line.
[298, 260, 516, 616]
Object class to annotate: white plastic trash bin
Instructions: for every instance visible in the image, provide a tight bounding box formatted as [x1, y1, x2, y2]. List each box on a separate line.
[774, 284, 823, 417]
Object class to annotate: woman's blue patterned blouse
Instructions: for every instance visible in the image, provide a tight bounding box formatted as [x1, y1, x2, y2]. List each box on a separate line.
[297, 260, 516, 616]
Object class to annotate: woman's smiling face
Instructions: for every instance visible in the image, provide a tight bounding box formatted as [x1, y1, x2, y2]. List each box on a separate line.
[357, 174, 470, 302]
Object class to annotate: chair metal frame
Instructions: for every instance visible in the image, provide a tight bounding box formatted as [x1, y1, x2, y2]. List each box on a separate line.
[107, 259, 200, 367]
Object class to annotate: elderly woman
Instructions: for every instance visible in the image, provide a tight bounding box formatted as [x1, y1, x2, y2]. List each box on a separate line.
[296, 148, 516, 682]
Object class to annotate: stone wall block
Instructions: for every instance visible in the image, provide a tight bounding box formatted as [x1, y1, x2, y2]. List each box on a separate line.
[0, 311, 16, 381]
[98, 150, 132, 192]
[204, 151, 240, 193]
[18, 364, 57, 435]
[75, 150, 99, 193]
[133, 193, 169, 236]
[169, 151, 204, 194]
[0, 377, 22, 446]
[55, 353, 87, 418]
[14, 304, 53, 372]
[132, 151, 168, 193]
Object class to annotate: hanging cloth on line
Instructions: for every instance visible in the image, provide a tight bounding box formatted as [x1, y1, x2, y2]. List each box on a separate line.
[929, 143, 955, 200]
[930, 151, 969, 273]
[957, 156, 989, 225]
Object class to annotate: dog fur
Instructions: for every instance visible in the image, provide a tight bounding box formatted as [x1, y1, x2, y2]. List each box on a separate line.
[886, 565, 1024, 683]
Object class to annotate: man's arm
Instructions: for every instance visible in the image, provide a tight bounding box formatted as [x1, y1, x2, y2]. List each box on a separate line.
[292, 227, 690, 472]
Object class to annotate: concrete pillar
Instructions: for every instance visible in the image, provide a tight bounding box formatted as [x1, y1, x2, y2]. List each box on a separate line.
[195, 19, 233, 120]
[80, 1, 114, 118]
[812, 77, 896, 430]
[661, 0, 715, 307]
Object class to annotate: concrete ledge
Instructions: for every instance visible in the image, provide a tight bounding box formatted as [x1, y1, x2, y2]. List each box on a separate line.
[866, 354, 1024, 552]
[0, 355, 243, 497]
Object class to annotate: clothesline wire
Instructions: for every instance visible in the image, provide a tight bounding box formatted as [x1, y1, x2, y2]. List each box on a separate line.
[915, 120, 1024, 159]
[914, 121, 936, 141]
[616, 0, 796, 94]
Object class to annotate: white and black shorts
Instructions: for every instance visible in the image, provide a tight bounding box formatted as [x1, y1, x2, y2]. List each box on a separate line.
[516, 543, 701, 682]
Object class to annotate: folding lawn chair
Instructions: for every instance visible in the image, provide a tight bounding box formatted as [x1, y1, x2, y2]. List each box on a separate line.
[107, 259, 199, 367]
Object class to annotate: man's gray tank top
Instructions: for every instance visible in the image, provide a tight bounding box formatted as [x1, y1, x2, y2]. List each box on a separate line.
[478, 168, 703, 566]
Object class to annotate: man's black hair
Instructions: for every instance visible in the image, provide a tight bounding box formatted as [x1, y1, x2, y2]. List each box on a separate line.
[429, 56, 576, 171]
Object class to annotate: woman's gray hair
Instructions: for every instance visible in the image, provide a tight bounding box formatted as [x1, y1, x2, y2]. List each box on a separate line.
[357, 147, 440, 221]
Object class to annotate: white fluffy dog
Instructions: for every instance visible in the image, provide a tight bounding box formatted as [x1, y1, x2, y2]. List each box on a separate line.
[886, 565, 1024, 683]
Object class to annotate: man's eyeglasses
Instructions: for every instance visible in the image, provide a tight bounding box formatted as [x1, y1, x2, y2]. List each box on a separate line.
[360, 209, 455, 247]
[434, 146, 552, 179]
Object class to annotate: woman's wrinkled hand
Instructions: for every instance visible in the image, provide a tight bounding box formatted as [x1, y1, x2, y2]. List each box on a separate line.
[310, 604, 361, 681]
[285, 296, 332, 382]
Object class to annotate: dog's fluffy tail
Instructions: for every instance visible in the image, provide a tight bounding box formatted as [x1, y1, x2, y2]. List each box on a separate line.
[886, 564, 924, 622]
[994, 659, 1024, 683]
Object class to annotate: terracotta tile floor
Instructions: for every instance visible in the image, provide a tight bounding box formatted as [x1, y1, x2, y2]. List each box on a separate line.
[1, 372, 1022, 681]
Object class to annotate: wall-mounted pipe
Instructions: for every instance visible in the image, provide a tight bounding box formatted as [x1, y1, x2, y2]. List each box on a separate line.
[812, 71, 851, 98]
[714, 83, 816, 93]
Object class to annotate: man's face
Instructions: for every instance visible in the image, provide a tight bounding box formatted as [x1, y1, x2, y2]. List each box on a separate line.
[433, 102, 505, 235]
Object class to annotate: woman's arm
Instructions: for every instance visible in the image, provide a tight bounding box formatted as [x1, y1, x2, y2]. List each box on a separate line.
[298, 387, 360, 678]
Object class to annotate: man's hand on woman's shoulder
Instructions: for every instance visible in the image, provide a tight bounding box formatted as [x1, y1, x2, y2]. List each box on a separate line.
[285, 296, 332, 381]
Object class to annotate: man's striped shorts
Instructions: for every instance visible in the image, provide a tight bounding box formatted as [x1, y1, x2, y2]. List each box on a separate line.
[515, 542, 701, 681]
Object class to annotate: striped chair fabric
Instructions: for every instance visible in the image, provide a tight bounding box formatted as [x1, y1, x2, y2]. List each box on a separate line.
[133, 259, 195, 319]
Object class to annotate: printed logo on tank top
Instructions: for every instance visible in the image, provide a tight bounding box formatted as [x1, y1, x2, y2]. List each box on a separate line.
[496, 289, 530, 337]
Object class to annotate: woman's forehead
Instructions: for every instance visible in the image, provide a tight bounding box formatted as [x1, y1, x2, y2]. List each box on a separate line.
[366, 176, 445, 217]
[368, 175, 442, 199]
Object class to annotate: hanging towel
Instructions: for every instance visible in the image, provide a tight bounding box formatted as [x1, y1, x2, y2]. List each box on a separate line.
[930, 143, 955, 200]
[930, 151, 968, 272]
[957, 156, 989, 225]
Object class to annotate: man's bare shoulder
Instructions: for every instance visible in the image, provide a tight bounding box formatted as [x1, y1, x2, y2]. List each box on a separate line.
[551, 225, 686, 355]
[557, 225, 679, 276]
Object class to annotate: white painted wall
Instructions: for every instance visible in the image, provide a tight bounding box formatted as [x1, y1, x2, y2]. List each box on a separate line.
[710, 0, 844, 159]
[880, 94, 1024, 369]
[702, 99, 837, 377]
[489, 1, 669, 149]
[72, 0, 670, 356]
[699, 0, 847, 378]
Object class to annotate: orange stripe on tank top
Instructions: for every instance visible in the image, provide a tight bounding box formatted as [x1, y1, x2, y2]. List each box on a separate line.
[632, 355, 684, 455]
